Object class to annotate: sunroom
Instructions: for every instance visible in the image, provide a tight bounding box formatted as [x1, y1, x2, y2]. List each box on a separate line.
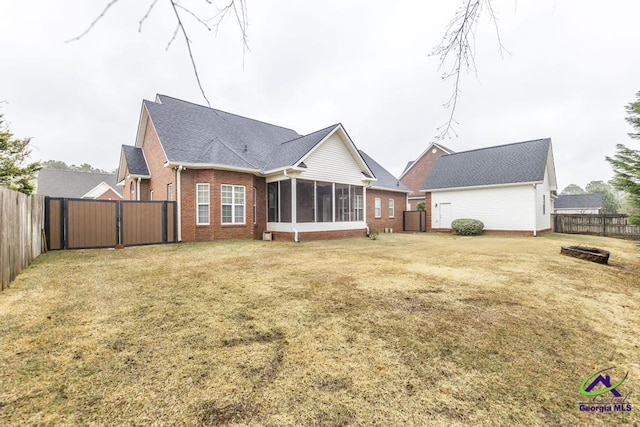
[266, 178, 369, 233]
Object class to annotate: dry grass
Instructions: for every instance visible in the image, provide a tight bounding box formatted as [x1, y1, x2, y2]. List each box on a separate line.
[1, 233, 639, 426]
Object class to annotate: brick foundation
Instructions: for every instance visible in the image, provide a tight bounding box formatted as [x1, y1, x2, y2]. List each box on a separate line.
[270, 229, 367, 242]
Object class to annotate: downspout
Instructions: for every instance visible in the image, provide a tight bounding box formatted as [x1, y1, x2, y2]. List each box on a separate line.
[136, 177, 141, 201]
[532, 183, 538, 237]
[176, 166, 183, 241]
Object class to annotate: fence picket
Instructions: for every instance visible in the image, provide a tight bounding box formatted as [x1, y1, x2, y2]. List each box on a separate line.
[0, 187, 45, 291]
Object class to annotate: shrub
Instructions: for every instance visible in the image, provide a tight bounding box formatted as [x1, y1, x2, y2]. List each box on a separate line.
[369, 229, 379, 240]
[416, 201, 426, 211]
[451, 218, 484, 236]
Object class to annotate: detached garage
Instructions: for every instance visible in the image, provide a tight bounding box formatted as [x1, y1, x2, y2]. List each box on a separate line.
[422, 138, 558, 236]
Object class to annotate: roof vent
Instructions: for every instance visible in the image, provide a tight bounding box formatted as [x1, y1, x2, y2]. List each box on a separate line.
[243, 144, 248, 153]
[298, 162, 307, 168]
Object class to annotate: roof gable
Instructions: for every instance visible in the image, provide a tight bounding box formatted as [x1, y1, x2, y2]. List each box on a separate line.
[287, 125, 374, 185]
[37, 169, 122, 198]
[399, 142, 454, 179]
[143, 95, 300, 169]
[82, 182, 123, 199]
[423, 138, 553, 191]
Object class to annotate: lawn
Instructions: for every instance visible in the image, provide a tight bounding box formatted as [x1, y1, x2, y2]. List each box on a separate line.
[1, 233, 639, 426]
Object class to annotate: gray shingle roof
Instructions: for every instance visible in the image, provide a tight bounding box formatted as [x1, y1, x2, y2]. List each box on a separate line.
[423, 138, 551, 191]
[359, 151, 410, 192]
[555, 193, 603, 209]
[122, 145, 150, 176]
[145, 95, 301, 169]
[37, 169, 122, 198]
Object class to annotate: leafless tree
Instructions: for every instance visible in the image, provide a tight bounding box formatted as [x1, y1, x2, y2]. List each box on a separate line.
[70, 1, 504, 137]
[431, 0, 507, 140]
[66, 0, 249, 107]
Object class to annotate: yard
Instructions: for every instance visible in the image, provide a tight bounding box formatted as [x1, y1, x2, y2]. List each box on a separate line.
[1, 233, 639, 426]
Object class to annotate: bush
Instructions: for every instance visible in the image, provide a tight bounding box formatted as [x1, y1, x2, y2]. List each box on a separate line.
[416, 201, 426, 211]
[451, 218, 484, 236]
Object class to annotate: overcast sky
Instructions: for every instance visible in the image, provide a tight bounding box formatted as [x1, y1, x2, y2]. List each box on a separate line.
[2, 0, 639, 190]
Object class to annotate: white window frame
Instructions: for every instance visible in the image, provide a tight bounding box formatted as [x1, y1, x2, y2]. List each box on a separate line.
[196, 183, 210, 225]
[167, 183, 173, 201]
[221, 184, 246, 224]
[388, 198, 395, 218]
[354, 194, 364, 221]
[374, 197, 381, 218]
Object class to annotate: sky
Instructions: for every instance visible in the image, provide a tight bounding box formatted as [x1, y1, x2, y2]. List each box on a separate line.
[1, 0, 639, 190]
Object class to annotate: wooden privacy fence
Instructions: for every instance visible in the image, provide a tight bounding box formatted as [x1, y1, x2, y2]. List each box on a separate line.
[552, 214, 640, 239]
[0, 187, 45, 291]
[403, 210, 427, 232]
[45, 198, 177, 250]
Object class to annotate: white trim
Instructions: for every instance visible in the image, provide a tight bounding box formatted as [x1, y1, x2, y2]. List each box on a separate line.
[138, 104, 170, 166]
[388, 198, 395, 218]
[196, 183, 210, 225]
[176, 167, 182, 241]
[296, 125, 376, 180]
[369, 185, 411, 194]
[374, 197, 381, 218]
[81, 182, 124, 199]
[221, 184, 246, 225]
[165, 161, 261, 175]
[267, 221, 366, 233]
[424, 181, 544, 193]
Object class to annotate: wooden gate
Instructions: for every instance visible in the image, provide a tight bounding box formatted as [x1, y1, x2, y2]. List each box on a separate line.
[403, 210, 426, 232]
[45, 198, 177, 249]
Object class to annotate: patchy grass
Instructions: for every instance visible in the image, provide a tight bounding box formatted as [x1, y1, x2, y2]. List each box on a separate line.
[1, 233, 639, 426]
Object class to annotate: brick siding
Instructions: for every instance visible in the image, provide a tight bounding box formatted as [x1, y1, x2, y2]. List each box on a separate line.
[366, 189, 406, 233]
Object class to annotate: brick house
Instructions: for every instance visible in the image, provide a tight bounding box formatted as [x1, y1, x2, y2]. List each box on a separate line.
[116, 95, 409, 242]
[399, 143, 453, 210]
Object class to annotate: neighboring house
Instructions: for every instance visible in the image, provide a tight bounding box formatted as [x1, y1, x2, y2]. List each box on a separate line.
[554, 194, 603, 214]
[117, 94, 409, 242]
[422, 138, 557, 236]
[37, 169, 122, 200]
[400, 142, 454, 210]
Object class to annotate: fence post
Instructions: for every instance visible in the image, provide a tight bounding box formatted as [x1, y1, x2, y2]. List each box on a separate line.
[116, 201, 122, 245]
[62, 199, 68, 250]
[162, 201, 168, 243]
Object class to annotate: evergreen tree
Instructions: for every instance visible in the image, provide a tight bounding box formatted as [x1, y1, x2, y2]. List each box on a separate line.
[607, 91, 640, 224]
[0, 115, 41, 194]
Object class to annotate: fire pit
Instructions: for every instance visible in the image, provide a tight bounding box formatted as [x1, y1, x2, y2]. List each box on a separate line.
[560, 246, 610, 264]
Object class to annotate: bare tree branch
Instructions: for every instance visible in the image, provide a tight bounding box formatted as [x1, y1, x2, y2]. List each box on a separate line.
[431, 0, 506, 140]
[166, 23, 180, 51]
[175, 3, 213, 32]
[169, 0, 211, 107]
[65, 0, 120, 43]
[211, 1, 250, 57]
[66, 0, 251, 108]
[139, 0, 160, 33]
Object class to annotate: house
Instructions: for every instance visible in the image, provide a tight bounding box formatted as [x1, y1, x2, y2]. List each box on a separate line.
[554, 194, 603, 214]
[117, 95, 409, 242]
[37, 169, 122, 200]
[422, 138, 557, 236]
[399, 142, 453, 210]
